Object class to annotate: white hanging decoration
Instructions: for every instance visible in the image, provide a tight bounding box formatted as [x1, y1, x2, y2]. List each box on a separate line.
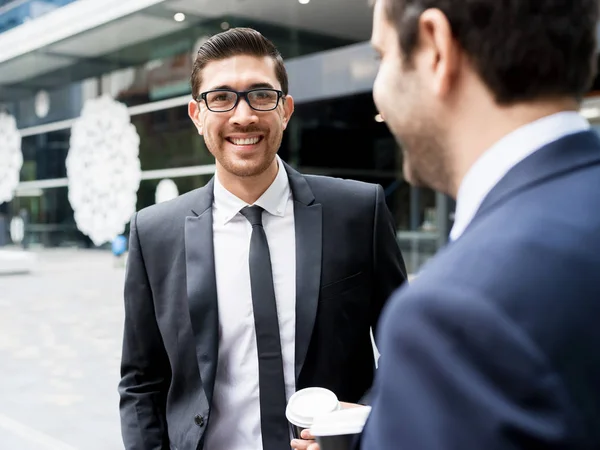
[0, 112, 23, 204]
[9, 216, 24, 244]
[35, 90, 50, 118]
[155, 178, 179, 204]
[66, 95, 142, 246]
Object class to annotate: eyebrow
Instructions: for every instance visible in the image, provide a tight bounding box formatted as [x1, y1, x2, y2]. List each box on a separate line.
[208, 82, 276, 91]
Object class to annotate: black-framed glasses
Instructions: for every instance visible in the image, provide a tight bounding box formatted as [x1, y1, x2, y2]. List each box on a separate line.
[197, 88, 284, 112]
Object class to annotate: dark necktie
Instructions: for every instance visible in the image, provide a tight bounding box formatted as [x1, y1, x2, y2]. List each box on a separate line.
[239, 205, 289, 450]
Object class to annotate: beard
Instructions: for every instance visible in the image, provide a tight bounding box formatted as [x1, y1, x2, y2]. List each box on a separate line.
[374, 58, 453, 194]
[377, 73, 451, 194]
[204, 124, 282, 178]
[393, 121, 451, 194]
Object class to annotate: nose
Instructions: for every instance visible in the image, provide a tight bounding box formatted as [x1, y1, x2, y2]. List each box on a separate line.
[229, 97, 259, 127]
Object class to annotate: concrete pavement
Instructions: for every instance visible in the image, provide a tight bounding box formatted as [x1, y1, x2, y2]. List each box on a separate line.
[0, 248, 409, 450]
[0, 249, 126, 450]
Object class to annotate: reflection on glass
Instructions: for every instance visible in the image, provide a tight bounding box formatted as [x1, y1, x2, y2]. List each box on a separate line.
[7, 186, 92, 248]
[20, 130, 70, 181]
[4, 175, 216, 249]
[18, 107, 215, 180]
[132, 106, 213, 171]
[0, 0, 78, 34]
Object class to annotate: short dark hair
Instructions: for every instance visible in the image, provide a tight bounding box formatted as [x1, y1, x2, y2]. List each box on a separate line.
[381, 0, 599, 104]
[191, 27, 289, 98]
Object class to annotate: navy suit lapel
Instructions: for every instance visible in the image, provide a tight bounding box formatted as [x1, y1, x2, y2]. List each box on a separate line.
[469, 130, 600, 230]
[284, 162, 323, 383]
[185, 178, 219, 405]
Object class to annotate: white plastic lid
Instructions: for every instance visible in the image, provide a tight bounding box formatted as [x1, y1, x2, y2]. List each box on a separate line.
[285, 387, 340, 428]
[310, 406, 372, 436]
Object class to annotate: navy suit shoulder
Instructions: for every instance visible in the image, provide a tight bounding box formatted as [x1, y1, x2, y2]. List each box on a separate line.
[361, 133, 600, 449]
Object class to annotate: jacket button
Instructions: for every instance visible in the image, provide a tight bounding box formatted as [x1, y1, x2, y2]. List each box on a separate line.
[194, 415, 204, 427]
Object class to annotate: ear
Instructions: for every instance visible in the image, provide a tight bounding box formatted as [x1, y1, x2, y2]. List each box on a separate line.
[188, 99, 204, 135]
[417, 8, 460, 98]
[281, 94, 295, 130]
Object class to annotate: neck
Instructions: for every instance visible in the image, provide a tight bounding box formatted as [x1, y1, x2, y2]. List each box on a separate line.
[217, 158, 279, 204]
[445, 97, 579, 198]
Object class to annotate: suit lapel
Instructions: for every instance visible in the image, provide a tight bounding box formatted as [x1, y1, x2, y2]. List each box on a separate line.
[185, 178, 219, 405]
[284, 162, 323, 382]
[469, 130, 600, 232]
[185, 164, 325, 392]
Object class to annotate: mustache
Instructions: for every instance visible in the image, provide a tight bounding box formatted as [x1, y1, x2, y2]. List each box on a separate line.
[222, 126, 266, 136]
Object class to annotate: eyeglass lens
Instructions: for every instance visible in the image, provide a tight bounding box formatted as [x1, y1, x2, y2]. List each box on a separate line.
[205, 89, 279, 111]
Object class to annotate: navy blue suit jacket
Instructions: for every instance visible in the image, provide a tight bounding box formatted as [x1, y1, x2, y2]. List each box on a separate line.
[361, 130, 600, 449]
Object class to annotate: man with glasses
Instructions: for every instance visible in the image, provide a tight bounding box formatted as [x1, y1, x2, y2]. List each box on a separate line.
[118, 27, 407, 450]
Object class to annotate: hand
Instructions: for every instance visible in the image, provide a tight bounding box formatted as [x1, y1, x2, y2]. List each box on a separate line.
[291, 429, 316, 450]
[339, 401, 362, 409]
[290, 402, 363, 449]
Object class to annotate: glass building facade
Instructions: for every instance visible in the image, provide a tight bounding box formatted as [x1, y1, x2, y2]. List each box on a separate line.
[7, 0, 598, 273]
[0, 0, 78, 34]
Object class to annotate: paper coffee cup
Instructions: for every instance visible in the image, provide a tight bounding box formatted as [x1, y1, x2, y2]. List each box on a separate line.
[310, 406, 371, 450]
[285, 387, 340, 439]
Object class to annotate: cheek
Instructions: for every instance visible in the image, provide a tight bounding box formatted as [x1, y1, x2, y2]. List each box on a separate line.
[373, 67, 390, 111]
[203, 117, 223, 138]
[374, 62, 411, 113]
[276, 109, 287, 130]
[196, 112, 207, 134]
[267, 114, 284, 134]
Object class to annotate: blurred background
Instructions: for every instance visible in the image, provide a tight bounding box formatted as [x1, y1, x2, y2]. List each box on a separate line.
[2, 1, 600, 449]
[2, 0, 600, 270]
[0, 0, 459, 274]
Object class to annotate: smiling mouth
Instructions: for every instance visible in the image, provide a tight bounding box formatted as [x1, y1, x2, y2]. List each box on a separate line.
[226, 136, 264, 146]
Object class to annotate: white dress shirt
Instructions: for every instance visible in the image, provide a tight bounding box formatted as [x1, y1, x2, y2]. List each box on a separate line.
[204, 156, 297, 450]
[450, 111, 590, 241]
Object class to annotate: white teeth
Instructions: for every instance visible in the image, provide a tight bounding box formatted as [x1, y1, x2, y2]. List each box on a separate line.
[231, 137, 260, 145]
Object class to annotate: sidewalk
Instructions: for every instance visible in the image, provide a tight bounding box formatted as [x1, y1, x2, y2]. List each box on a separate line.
[0, 249, 126, 450]
[0, 248, 412, 450]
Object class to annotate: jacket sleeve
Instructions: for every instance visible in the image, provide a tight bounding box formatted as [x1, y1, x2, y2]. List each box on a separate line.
[371, 184, 408, 339]
[358, 185, 407, 406]
[118, 212, 171, 450]
[359, 285, 575, 449]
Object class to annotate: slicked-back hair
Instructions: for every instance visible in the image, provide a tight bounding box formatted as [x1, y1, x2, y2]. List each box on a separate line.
[191, 27, 288, 99]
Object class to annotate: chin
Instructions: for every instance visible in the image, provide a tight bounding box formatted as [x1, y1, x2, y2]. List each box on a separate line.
[403, 166, 417, 187]
[223, 159, 270, 178]
[403, 164, 426, 188]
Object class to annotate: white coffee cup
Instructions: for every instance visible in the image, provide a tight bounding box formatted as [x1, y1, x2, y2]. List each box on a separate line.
[286, 387, 341, 439]
[310, 406, 372, 450]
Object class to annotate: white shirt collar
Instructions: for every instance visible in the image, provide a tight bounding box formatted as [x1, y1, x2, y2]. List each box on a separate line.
[213, 155, 290, 225]
[450, 111, 590, 241]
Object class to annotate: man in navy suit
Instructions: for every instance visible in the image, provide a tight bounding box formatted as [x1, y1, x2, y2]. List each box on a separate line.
[306, 0, 600, 449]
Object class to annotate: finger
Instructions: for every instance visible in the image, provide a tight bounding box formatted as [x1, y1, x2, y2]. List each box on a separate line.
[301, 429, 315, 440]
[290, 439, 314, 450]
[307, 443, 321, 450]
[339, 401, 362, 409]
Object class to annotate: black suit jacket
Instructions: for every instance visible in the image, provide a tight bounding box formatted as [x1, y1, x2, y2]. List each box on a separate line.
[118, 162, 407, 450]
[360, 131, 600, 449]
